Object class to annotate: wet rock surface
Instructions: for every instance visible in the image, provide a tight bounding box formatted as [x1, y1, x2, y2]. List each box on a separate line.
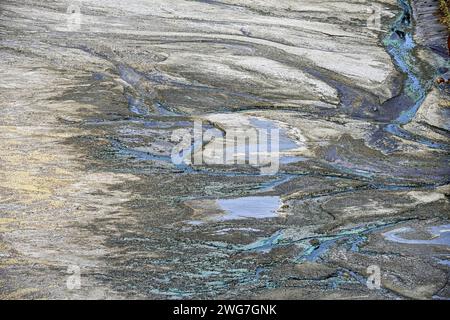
[0, 0, 449, 299]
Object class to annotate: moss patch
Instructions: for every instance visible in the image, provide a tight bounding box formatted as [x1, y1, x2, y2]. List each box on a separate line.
[439, 0, 450, 30]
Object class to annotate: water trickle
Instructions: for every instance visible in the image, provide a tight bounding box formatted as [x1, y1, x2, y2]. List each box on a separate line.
[382, 0, 439, 149]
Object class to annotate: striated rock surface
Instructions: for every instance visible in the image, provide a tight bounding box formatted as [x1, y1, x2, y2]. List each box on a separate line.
[0, 0, 449, 299]
[412, 0, 448, 55]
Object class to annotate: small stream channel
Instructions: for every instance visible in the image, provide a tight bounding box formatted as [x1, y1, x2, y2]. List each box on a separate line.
[383, 0, 448, 150]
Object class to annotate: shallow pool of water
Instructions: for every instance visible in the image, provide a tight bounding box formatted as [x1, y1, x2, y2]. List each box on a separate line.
[216, 196, 281, 221]
[383, 224, 450, 246]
